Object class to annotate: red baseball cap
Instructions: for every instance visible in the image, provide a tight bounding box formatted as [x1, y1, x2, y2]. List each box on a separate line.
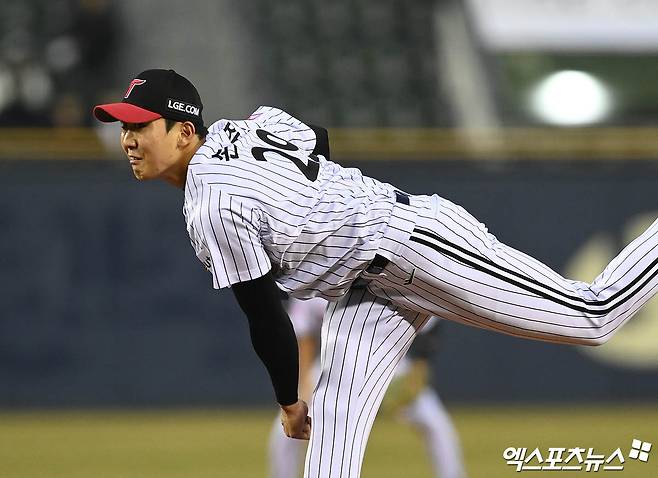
[93, 69, 205, 132]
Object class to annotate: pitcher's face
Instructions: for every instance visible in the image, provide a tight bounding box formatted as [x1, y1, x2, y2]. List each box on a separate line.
[120, 118, 180, 180]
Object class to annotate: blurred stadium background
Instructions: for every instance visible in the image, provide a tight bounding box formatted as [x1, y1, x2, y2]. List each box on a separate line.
[1, 0, 657, 476]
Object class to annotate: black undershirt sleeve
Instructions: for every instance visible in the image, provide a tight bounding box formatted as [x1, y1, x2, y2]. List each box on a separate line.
[309, 124, 330, 160]
[232, 272, 299, 406]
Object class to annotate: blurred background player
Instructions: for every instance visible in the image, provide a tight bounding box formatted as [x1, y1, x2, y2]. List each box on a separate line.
[269, 297, 466, 478]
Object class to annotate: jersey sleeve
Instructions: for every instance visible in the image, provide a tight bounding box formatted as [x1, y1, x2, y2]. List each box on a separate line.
[199, 187, 272, 289]
[247, 106, 318, 154]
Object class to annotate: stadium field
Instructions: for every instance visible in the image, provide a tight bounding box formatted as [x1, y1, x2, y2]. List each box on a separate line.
[0, 404, 656, 477]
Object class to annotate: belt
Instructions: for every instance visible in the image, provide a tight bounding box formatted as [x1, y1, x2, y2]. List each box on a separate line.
[394, 190, 410, 205]
[365, 253, 389, 274]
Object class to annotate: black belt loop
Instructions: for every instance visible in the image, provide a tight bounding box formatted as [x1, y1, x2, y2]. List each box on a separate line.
[365, 254, 390, 274]
[395, 190, 410, 205]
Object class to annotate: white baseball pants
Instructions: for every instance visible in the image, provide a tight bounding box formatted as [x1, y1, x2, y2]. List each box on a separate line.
[304, 193, 658, 477]
[371, 194, 658, 346]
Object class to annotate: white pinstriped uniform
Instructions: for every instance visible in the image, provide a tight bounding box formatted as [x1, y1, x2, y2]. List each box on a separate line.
[184, 106, 658, 478]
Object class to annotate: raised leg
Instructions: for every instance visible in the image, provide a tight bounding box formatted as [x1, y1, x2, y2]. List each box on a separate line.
[375, 195, 658, 345]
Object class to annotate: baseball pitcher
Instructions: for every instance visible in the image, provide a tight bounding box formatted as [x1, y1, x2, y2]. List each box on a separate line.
[94, 69, 658, 478]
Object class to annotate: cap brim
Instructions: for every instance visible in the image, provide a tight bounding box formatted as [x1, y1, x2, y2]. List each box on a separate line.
[93, 103, 162, 123]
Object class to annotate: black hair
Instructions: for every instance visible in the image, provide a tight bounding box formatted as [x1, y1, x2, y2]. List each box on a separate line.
[164, 118, 207, 139]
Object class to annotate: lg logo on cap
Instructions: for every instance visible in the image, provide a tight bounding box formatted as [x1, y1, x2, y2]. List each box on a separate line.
[167, 99, 200, 116]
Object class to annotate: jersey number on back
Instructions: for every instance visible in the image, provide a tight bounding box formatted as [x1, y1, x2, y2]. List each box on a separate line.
[251, 129, 319, 182]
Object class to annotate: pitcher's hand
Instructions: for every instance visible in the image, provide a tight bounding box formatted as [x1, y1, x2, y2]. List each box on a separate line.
[280, 399, 311, 440]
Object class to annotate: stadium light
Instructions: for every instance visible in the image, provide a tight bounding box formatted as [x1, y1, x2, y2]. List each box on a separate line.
[529, 70, 612, 126]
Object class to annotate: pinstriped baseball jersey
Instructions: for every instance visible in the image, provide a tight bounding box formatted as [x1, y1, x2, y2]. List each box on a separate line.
[183, 106, 424, 299]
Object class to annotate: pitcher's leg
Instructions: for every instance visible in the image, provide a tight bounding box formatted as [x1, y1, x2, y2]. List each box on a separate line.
[377, 195, 658, 345]
[303, 288, 429, 478]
